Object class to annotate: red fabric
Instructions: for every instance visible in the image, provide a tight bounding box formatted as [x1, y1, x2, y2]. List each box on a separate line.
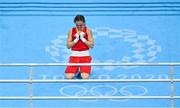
[71, 27, 89, 51]
[65, 56, 92, 74]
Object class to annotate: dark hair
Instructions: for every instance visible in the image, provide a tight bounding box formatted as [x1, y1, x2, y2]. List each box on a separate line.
[74, 15, 85, 23]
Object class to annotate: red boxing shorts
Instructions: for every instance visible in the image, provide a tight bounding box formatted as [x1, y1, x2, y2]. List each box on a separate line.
[65, 56, 92, 74]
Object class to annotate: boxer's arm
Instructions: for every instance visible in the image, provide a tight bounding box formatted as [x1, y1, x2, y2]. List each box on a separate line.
[67, 30, 77, 49]
[85, 29, 94, 48]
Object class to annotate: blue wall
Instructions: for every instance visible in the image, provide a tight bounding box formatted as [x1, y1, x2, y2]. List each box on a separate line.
[0, 0, 180, 107]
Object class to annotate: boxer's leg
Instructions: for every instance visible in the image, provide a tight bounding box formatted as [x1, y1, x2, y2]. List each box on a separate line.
[80, 56, 92, 79]
[65, 56, 79, 79]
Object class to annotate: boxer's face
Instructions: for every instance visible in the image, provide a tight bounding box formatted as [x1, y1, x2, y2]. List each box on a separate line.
[75, 21, 85, 31]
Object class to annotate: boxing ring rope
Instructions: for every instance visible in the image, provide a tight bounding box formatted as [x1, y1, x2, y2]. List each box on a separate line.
[0, 63, 180, 108]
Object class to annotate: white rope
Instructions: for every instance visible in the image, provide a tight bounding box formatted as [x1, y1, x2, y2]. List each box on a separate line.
[0, 79, 180, 83]
[0, 96, 180, 100]
[0, 63, 180, 66]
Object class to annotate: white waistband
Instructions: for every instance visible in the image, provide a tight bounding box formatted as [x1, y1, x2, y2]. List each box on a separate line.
[71, 50, 90, 56]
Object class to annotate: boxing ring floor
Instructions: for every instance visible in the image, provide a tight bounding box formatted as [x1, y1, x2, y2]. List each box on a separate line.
[0, 63, 180, 108]
[1, 0, 180, 107]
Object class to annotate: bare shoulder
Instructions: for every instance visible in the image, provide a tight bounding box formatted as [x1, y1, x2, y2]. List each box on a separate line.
[86, 27, 93, 34]
[68, 28, 73, 35]
[68, 28, 73, 33]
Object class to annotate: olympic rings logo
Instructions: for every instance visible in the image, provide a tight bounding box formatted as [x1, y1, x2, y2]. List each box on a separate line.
[59, 84, 148, 102]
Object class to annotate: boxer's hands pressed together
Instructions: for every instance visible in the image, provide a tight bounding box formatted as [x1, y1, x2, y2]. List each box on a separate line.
[73, 33, 79, 43]
[79, 32, 87, 43]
